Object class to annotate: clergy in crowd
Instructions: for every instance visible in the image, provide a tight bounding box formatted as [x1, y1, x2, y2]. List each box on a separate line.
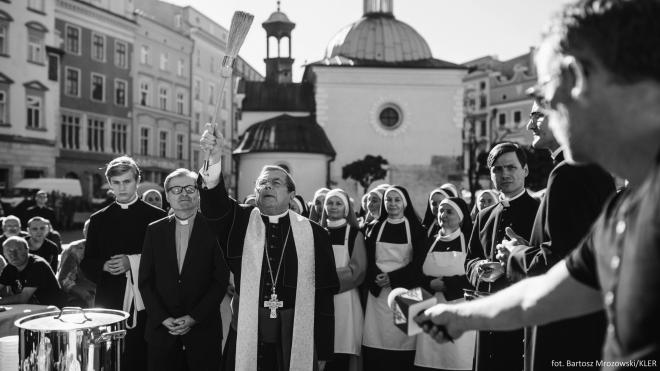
[199, 123, 339, 371]
[320, 189, 367, 371]
[139, 168, 229, 371]
[497, 103, 615, 370]
[81, 156, 166, 371]
[464, 142, 539, 371]
[417, 0, 660, 368]
[421, 187, 452, 239]
[0, 236, 63, 306]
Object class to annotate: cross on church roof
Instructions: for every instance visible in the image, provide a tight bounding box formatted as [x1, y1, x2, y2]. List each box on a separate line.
[277, 0, 281, 12]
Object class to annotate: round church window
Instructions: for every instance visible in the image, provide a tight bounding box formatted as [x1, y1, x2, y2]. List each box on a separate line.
[379, 106, 402, 130]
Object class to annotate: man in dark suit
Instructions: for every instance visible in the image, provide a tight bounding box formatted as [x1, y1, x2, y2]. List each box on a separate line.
[465, 142, 540, 371]
[24, 191, 57, 228]
[497, 103, 615, 370]
[139, 168, 229, 371]
[199, 124, 339, 371]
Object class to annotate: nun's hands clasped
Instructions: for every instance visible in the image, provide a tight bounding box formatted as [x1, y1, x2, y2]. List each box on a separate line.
[200, 123, 224, 166]
[375, 272, 390, 288]
[415, 303, 463, 344]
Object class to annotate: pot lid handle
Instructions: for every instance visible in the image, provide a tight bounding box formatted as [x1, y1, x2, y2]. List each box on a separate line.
[54, 307, 92, 324]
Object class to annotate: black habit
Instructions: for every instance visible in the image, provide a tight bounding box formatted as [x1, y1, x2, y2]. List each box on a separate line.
[139, 213, 230, 371]
[465, 190, 539, 371]
[199, 173, 339, 371]
[80, 199, 166, 371]
[507, 154, 615, 371]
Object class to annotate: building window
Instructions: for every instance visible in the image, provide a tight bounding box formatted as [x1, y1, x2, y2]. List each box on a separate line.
[193, 112, 200, 133]
[140, 127, 150, 155]
[208, 83, 214, 105]
[24, 169, 45, 179]
[159, 87, 168, 110]
[513, 110, 522, 124]
[176, 91, 184, 114]
[192, 150, 199, 170]
[65, 25, 80, 55]
[0, 22, 8, 55]
[140, 81, 150, 106]
[115, 79, 127, 106]
[177, 59, 184, 76]
[115, 41, 127, 68]
[27, 29, 45, 64]
[88, 118, 105, 152]
[91, 73, 105, 102]
[193, 79, 200, 100]
[28, 0, 45, 12]
[480, 120, 487, 137]
[61, 114, 80, 150]
[64, 67, 80, 97]
[0, 90, 7, 125]
[176, 134, 184, 160]
[498, 112, 506, 126]
[159, 131, 168, 157]
[160, 53, 168, 70]
[111, 122, 127, 154]
[48, 54, 59, 81]
[91, 33, 105, 61]
[26, 95, 42, 129]
[140, 45, 149, 65]
[378, 105, 402, 130]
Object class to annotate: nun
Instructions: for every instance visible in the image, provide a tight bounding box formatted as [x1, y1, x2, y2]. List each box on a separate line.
[362, 185, 426, 371]
[414, 197, 476, 371]
[309, 187, 330, 223]
[289, 194, 309, 217]
[320, 189, 367, 371]
[421, 188, 451, 239]
[469, 189, 499, 222]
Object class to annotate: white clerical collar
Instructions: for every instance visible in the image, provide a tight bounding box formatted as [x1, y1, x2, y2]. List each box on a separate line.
[263, 209, 289, 224]
[116, 194, 139, 209]
[386, 216, 405, 224]
[501, 188, 526, 203]
[327, 218, 347, 228]
[175, 213, 196, 225]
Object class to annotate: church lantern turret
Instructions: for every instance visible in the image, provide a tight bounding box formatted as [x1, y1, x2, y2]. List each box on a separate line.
[262, 1, 295, 83]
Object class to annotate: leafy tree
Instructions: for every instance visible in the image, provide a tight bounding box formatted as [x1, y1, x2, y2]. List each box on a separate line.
[342, 155, 389, 193]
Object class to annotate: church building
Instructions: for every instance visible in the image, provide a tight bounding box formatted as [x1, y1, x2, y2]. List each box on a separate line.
[236, 0, 466, 211]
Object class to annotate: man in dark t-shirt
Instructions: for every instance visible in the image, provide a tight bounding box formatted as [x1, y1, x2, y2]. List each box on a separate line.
[0, 236, 63, 307]
[26, 217, 60, 273]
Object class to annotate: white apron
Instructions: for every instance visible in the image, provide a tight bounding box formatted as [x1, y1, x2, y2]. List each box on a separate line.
[332, 225, 364, 355]
[363, 219, 416, 351]
[415, 230, 476, 370]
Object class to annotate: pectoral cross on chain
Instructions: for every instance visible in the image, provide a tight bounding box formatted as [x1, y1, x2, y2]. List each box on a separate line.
[264, 292, 283, 318]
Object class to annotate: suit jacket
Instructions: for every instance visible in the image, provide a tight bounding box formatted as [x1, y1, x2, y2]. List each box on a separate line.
[139, 212, 229, 349]
[199, 173, 339, 361]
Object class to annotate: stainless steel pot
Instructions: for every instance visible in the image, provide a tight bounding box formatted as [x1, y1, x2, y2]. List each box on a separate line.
[14, 307, 129, 371]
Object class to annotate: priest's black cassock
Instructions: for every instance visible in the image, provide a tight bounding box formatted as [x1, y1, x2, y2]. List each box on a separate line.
[465, 190, 539, 371]
[199, 171, 339, 371]
[507, 152, 615, 370]
[81, 198, 166, 371]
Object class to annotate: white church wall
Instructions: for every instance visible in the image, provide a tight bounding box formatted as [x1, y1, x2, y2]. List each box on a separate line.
[311, 66, 466, 208]
[236, 152, 330, 202]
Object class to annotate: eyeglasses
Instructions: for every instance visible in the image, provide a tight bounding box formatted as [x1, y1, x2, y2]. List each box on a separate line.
[526, 73, 561, 109]
[167, 185, 197, 194]
[256, 178, 286, 189]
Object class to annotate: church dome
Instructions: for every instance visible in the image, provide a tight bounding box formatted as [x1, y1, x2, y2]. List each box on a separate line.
[324, 1, 432, 63]
[264, 11, 292, 25]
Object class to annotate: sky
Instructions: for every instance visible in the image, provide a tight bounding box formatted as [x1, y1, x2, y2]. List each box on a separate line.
[163, 0, 574, 81]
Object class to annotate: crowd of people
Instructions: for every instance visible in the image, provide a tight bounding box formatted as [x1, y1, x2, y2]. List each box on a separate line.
[0, 0, 659, 370]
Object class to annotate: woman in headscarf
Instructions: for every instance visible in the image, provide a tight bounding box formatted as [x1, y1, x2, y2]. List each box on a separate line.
[439, 183, 459, 199]
[361, 189, 383, 234]
[320, 189, 366, 371]
[421, 188, 451, 239]
[308, 187, 330, 223]
[470, 189, 499, 221]
[362, 185, 426, 371]
[289, 194, 309, 217]
[141, 189, 163, 210]
[414, 197, 476, 370]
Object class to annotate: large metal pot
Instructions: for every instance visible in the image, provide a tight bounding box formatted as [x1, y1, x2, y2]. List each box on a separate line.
[14, 307, 128, 371]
